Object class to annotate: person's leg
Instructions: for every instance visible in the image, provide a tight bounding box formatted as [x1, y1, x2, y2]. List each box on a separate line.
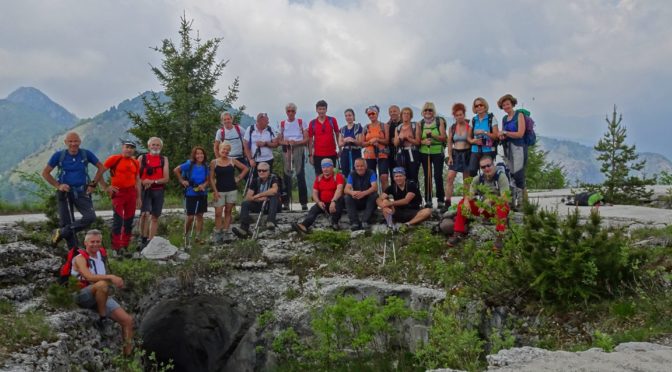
[361, 193, 378, 223]
[111, 192, 124, 250]
[419, 153, 431, 205]
[332, 198, 344, 223]
[345, 195, 360, 226]
[446, 170, 457, 205]
[379, 158, 390, 192]
[302, 204, 323, 228]
[432, 153, 445, 203]
[495, 203, 510, 232]
[121, 189, 136, 248]
[223, 203, 234, 231]
[71, 191, 96, 237]
[468, 152, 480, 178]
[453, 198, 480, 234]
[109, 307, 134, 356]
[214, 205, 224, 231]
[185, 215, 194, 235]
[195, 214, 204, 235]
[149, 190, 164, 240]
[407, 208, 432, 225]
[340, 150, 350, 179]
[139, 190, 151, 240]
[90, 281, 110, 317]
[238, 201, 251, 230]
[267, 197, 279, 224]
[282, 150, 292, 208]
[409, 151, 420, 184]
[56, 191, 71, 231]
[296, 151, 308, 206]
[242, 201, 262, 230]
[313, 155, 323, 176]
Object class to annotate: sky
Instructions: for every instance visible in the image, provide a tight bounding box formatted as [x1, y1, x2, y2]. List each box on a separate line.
[1, 0, 671, 158]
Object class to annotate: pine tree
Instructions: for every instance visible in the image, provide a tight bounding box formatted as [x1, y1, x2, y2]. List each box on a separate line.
[525, 144, 566, 189]
[594, 106, 654, 204]
[128, 15, 243, 171]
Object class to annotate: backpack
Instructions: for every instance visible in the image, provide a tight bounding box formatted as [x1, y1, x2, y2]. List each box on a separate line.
[247, 125, 275, 153]
[517, 109, 537, 146]
[108, 155, 139, 178]
[420, 116, 447, 150]
[219, 124, 245, 149]
[59, 247, 108, 286]
[396, 122, 417, 137]
[139, 154, 165, 178]
[340, 123, 361, 141]
[566, 191, 604, 206]
[478, 162, 512, 192]
[310, 117, 338, 142]
[182, 161, 209, 190]
[57, 148, 90, 183]
[449, 120, 471, 143]
[281, 119, 304, 152]
[472, 113, 498, 151]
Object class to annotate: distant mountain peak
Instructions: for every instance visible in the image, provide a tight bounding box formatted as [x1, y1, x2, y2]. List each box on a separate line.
[4, 86, 78, 126]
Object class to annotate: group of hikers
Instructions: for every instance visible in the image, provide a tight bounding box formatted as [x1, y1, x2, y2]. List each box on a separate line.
[41, 94, 534, 355]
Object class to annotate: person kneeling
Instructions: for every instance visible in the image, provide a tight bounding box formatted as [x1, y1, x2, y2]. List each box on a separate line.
[377, 167, 432, 230]
[345, 158, 379, 231]
[447, 155, 510, 251]
[233, 162, 279, 238]
[292, 159, 345, 233]
[71, 230, 134, 356]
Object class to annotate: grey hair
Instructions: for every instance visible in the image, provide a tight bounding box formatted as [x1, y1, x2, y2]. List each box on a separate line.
[84, 229, 103, 242]
[285, 102, 297, 111]
[147, 137, 163, 146]
[257, 161, 270, 170]
[220, 111, 233, 120]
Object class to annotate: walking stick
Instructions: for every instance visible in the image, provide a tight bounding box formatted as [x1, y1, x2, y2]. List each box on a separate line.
[252, 199, 268, 239]
[244, 147, 261, 196]
[331, 125, 341, 171]
[289, 144, 294, 211]
[374, 146, 382, 195]
[426, 133, 433, 207]
[187, 200, 199, 250]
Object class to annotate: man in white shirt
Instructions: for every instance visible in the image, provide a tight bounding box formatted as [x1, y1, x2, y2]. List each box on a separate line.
[278, 103, 309, 210]
[213, 111, 251, 165]
[244, 113, 279, 170]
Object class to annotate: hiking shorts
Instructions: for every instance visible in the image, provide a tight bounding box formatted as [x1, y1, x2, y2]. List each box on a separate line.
[365, 158, 389, 176]
[393, 208, 420, 223]
[185, 195, 208, 215]
[449, 149, 470, 173]
[213, 190, 238, 207]
[74, 285, 121, 317]
[141, 189, 165, 217]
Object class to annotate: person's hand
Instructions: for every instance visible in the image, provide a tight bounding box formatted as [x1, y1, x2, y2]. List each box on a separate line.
[180, 180, 189, 188]
[57, 184, 71, 192]
[107, 185, 119, 197]
[110, 275, 125, 289]
[383, 200, 393, 208]
[382, 207, 393, 215]
[142, 179, 153, 187]
[478, 207, 485, 215]
[318, 201, 326, 211]
[352, 191, 362, 199]
[213, 191, 220, 201]
[309, 155, 314, 165]
[256, 140, 265, 147]
[249, 159, 256, 168]
[136, 197, 141, 209]
[86, 185, 95, 194]
[446, 157, 453, 166]
[329, 202, 337, 214]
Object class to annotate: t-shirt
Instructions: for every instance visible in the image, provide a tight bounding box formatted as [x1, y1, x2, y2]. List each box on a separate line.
[215, 125, 245, 158]
[471, 114, 499, 153]
[347, 169, 377, 192]
[340, 123, 363, 148]
[104, 155, 139, 188]
[313, 173, 345, 204]
[179, 160, 209, 196]
[470, 170, 510, 198]
[244, 125, 275, 162]
[139, 154, 165, 190]
[249, 175, 280, 195]
[281, 119, 305, 142]
[363, 122, 388, 159]
[47, 149, 100, 187]
[308, 116, 339, 157]
[384, 180, 422, 210]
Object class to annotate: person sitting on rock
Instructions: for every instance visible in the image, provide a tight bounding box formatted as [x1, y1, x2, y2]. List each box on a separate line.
[344, 158, 378, 231]
[292, 158, 345, 233]
[71, 229, 134, 356]
[377, 167, 432, 229]
[447, 155, 510, 252]
[232, 162, 279, 238]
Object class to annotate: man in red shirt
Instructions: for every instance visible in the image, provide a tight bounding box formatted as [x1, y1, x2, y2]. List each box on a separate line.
[103, 140, 141, 253]
[138, 137, 169, 248]
[292, 158, 344, 232]
[308, 100, 340, 176]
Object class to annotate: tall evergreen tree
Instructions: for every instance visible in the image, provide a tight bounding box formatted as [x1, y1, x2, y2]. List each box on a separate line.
[129, 15, 243, 168]
[594, 106, 654, 204]
[525, 144, 566, 189]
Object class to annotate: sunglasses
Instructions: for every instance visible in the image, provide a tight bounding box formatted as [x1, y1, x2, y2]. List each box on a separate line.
[474, 104, 485, 108]
[286, 109, 296, 113]
[258, 169, 269, 173]
[423, 109, 433, 113]
[367, 112, 377, 116]
[480, 163, 493, 169]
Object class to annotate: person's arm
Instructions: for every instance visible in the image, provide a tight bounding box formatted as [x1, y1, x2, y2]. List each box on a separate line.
[266, 134, 280, 148]
[73, 255, 124, 288]
[135, 165, 142, 207]
[363, 181, 378, 197]
[376, 192, 390, 208]
[256, 180, 279, 198]
[244, 187, 256, 202]
[299, 126, 309, 146]
[378, 123, 389, 145]
[393, 127, 401, 147]
[391, 191, 414, 207]
[209, 160, 218, 195]
[331, 183, 344, 202]
[159, 157, 170, 185]
[233, 159, 249, 183]
[94, 162, 109, 190]
[344, 183, 354, 196]
[446, 126, 454, 160]
[173, 164, 189, 188]
[436, 118, 447, 143]
[42, 165, 64, 190]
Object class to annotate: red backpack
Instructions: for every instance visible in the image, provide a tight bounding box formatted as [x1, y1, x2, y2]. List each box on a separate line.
[219, 124, 245, 149]
[58, 247, 108, 287]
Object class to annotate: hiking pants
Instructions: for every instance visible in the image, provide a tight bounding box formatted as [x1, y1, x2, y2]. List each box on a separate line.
[394, 148, 420, 184]
[419, 153, 445, 204]
[111, 187, 137, 250]
[345, 193, 378, 225]
[454, 198, 509, 234]
[57, 189, 96, 248]
[283, 146, 308, 205]
[503, 142, 528, 189]
[239, 197, 278, 230]
[301, 199, 344, 227]
[339, 148, 362, 179]
[468, 151, 497, 177]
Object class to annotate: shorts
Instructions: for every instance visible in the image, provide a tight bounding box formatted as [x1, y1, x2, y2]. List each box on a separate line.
[141, 188, 165, 216]
[213, 190, 238, 207]
[393, 208, 420, 223]
[74, 285, 120, 317]
[365, 158, 389, 175]
[185, 195, 208, 215]
[449, 149, 470, 173]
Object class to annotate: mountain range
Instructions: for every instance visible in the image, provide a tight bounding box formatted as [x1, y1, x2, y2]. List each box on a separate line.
[1, 87, 670, 202]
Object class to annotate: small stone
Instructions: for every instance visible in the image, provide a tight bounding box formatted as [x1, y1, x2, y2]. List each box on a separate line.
[141, 236, 179, 260]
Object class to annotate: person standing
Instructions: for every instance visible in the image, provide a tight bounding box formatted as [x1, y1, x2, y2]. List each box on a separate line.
[43, 131, 107, 248]
[213, 111, 251, 165]
[498, 94, 528, 209]
[386, 105, 402, 175]
[362, 105, 390, 191]
[467, 97, 499, 177]
[103, 140, 141, 253]
[445, 103, 471, 207]
[393, 107, 420, 184]
[210, 142, 249, 243]
[416, 102, 447, 209]
[138, 137, 169, 248]
[338, 108, 363, 179]
[308, 100, 340, 176]
[245, 113, 279, 170]
[173, 146, 209, 247]
[278, 103, 309, 211]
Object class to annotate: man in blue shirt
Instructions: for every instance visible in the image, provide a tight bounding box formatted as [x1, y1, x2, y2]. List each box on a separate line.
[344, 158, 379, 231]
[42, 132, 107, 248]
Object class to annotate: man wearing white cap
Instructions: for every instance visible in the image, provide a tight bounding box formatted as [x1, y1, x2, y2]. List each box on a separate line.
[292, 158, 345, 232]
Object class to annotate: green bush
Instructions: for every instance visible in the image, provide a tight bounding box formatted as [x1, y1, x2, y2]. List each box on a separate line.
[406, 227, 444, 255]
[108, 258, 166, 293]
[45, 277, 79, 309]
[0, 300, 56, 356]
[592, 330, 615, 352]
[305, 230, 350, 251]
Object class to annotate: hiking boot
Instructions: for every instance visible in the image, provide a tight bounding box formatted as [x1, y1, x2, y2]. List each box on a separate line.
[425, 202, 433, 209]
[291, 222, 308, 234]
[301, 204, 308, 211]
[232, 226, 250, 239]
[437, 201, 445, 210]
[50, 228, 62, 247]
[266, 221, 276, 230]
[282, 203, 290, 211]
[446, 232, 466, 247]
[362, 222, 370, 229]
[351, 224, 364, 232]
[93, 317, 108, 332]
[331, 222, 340, 231]
[493, 235, 504, 255]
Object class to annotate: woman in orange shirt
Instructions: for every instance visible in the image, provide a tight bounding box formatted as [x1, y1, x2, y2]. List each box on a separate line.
[362, 105, 389, 191]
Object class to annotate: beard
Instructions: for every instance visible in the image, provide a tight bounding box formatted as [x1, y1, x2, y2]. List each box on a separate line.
[150, 150, 161, 155]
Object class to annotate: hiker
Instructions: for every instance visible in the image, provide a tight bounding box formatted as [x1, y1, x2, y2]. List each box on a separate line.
[278, 102, 309, 211]
[308, 99, 340, 176]
[338, 108, 363, 179]
[468, 97, 499, 177]
[42, 131, 107, 248]
[209, 142, 249, 243]
[386, 105, 402, 174]
[103, 140, 141, 253]
[71, 229, 134, 356]
[362, 105, 390, 191]
[232, 162, 279, 238]
[213, 111, 252, 165]
[447, 155, 510, 251]
[344, 158, 378, 231]
[292, 158, 345, 233]
[138, 137, 169, 248]
[498, 94, 528, 208]
[445, 103, 471, 207]
[417, 102, 447, 209]
[173, 146, 209, 246]
[245, 113, 279, 170]
[393, 107, 421, 184]
[377, 167, 432, 229]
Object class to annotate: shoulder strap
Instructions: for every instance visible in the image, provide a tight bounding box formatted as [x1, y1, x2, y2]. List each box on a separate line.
[139, 155, 147, 177]
[109, 156, 123, 177]
[266, 126, 275, 138]
[327, 117, 336, 134]
[298, 118, 304, 131]
[487, 113, 494, 132]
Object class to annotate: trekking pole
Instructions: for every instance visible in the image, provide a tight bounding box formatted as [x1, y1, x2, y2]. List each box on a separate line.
[374, 146, 382, 195]
[252, 199, 268, 239]
[243, 148, 261, 196]
[188, 200, 199, 249]
[289, 144, 294, 211]
[426, 139, 433, 207]
[348, 146, 354, 175]
[331, 126, 341, 171]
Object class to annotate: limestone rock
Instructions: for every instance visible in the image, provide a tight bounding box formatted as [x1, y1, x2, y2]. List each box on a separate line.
[141, 236, 178, 260]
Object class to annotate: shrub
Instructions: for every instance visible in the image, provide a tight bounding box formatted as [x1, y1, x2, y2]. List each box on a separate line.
[305, 230, 350, 252]
[406, 227, 444, 255]
[0, 300, 56, 356]
[592, 330, 615, 352]
[45, 277, 79, 309]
